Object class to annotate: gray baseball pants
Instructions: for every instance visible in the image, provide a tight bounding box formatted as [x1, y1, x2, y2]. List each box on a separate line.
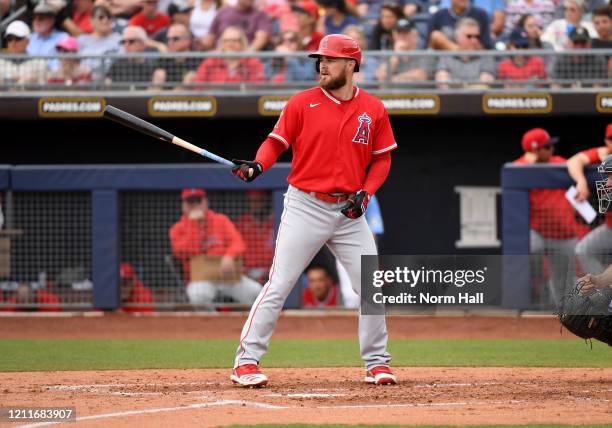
[575, 224, 612, 275]
[234, 185, 391, 370]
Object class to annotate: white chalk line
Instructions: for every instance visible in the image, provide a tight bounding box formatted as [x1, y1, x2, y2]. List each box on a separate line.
[17, 400, 288, 428]
[265, 393, 347, 398]
[315, 400, 527, 409]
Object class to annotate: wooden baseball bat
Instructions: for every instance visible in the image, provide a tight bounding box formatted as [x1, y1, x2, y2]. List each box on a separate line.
[103, 105, 235, 167]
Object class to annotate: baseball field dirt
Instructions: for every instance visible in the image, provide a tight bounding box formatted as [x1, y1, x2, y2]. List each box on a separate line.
[0, 313, 610, 427]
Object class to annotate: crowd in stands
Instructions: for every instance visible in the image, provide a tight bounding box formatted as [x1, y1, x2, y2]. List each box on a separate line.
[0, 0, 609, 86]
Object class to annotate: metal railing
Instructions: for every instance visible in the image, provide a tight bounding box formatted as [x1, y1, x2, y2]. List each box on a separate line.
[0, 49, 610, 92]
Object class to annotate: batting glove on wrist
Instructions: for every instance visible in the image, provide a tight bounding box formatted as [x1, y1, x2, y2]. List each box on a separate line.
[231, 159, 263, 182]
[341, 190, 370, 219]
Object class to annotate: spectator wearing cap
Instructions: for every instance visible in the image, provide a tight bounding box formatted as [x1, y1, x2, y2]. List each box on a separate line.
[128, 0, 171, 36]
[269, 29, 316, 82]
[569, 124, 612, 276]
[152, 1, 194, 44]
[552, 26, 608, 87]
[120, 262, 154, 312]
[0, 21, 48, 84]
[27, 2, 69, 56]
[106, 25, 156, 84]
[319, 0, 359, 35]
[202, 0, 272, 51]
[77, 5, 121, 81]
[343, 25, 384, 83]
[169, 188, 262, 305]
[294, 1, 323, 52]
[189, 0, 218, 47]
[378, 19, 432, 82]
[514, 128, 577, 307]
[541, 0, 596, 51]
[439, 0, 506, 39]
[427, 0, 492, 50]
[435, 18, 495, 88]
[152, 23, 199, 87]
[497, 28, 547, 88]
[235, 190, 274, 283]
[591, 7, 612, 49]
[194, 26, 265, 83]
[368, 3, 403, 51]
[505, 0, 556, 37]
[48, 36, 93, 85]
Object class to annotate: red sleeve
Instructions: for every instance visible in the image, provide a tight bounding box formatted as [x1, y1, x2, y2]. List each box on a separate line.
[363, 152, 391, 195]
[268, 97, 300, 149]
[127, 14, 141, 27]
[536, 57, 547, 79]
[581, 147, 602, 164]
[372, 108, 397, 155]
[255, 137, 287, 171]
[194, 59, 210, 82]
[222, 216, 246, 258]
[169, 218, 203, 260]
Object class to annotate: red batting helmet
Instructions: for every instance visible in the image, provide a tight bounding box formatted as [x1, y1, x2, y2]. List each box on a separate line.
[308, 34, 361, 72]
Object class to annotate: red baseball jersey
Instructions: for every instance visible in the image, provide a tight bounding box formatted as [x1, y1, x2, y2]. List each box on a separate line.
[581, 147, 612, 228]
[128, 12, 171, 35]
[514, 155, 577, 239]
[269, 86, 397, 194]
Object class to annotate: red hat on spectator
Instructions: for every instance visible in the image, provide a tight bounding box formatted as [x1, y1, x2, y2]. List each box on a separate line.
[606, 123, 612, 139]
[56, 36, 79, 52]
[521, 128, 559, 152]
[181, 188, 206, 199]
[299, 1, 319, 19]
[120, 263, 135, 279]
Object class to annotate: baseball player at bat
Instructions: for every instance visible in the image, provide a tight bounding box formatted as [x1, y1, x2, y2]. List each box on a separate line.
[230, 34, 398, 387]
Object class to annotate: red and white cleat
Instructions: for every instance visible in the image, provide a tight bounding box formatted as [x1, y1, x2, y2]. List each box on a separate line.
[230, 364, 268, 387]
[364, 366, 397, 385]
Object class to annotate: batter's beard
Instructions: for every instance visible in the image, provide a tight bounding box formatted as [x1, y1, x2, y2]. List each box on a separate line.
[319, 72, 347, 91]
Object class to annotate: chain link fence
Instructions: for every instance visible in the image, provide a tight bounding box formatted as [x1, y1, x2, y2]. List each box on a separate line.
[0, 49, 609, 91]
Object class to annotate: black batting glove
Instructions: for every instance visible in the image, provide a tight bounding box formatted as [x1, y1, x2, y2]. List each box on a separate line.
[341, 190, 371, 219]
[231, 159, 263, 182]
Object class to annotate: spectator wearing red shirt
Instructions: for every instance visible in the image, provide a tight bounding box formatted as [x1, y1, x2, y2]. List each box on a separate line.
[498, 28, 547, 88]
[63, 0, 95, 36]
[302, 265, 337, 308]
[169, 188, 261, 305]
[194, 26, 265, 84]
[120, 262, 154, 312]
[48, 37, 93, 85]
[0, 283, 62, 312]
[235, 190, 274, 283]
[569, 123, 612, 275]
[202, 0, 272, 51]
[514, 128, 577, 305]
[294, 1, 323, 52]
[128, 0, 171, 36]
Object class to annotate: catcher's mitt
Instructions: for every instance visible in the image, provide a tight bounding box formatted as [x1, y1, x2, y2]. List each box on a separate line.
[558, 280, 612, 346]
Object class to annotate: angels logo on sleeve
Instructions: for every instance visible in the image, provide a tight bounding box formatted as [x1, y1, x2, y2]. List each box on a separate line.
[352, 112, 371, 145]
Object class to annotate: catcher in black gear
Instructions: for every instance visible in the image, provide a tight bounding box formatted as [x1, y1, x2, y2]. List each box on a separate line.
[558, 155, 612, 345]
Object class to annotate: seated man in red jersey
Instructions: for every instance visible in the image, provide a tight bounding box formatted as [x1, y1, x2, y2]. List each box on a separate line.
[514, 128, 578, 306]
[169, 188, 261, 305]
[120, 262, 154, 312]
[302, 264, 338, 308]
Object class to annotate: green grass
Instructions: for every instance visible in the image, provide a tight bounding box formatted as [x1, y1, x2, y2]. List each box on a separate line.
[0, 339, 610, 372]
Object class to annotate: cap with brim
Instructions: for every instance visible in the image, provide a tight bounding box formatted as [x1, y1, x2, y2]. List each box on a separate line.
[569, 26, 590, 42]
[509, 28, 529, 47]
[56, 36, 79, 52]
[33, 3, 57, 14]
[395, 18, 415, 32]
[181, 188, 206, 199]
[521, 128, 559, 152]
[5, 20, 30, 38]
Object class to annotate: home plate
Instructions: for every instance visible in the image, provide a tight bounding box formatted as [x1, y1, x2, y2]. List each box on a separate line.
[265, 393, 347, 398]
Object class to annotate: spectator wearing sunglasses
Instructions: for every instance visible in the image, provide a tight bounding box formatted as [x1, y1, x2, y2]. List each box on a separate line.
[497, 28, 547, 88]
[48, 36, 93, 85]
[169, 188, 262, 306]
[128, 0, 171, 36]
[541, 0, 596, 51]
[427, 0, 492, 50]
[514, 128, 578, 308]
[106, 25, 155, 84]
[435, 18, 495, 88]
[27, 2, 69, 57]
[152, 23, 199, 87]
[0, 20, 48, 84]
[77, 5, 121, 80]
[552, 26, 608, 87]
